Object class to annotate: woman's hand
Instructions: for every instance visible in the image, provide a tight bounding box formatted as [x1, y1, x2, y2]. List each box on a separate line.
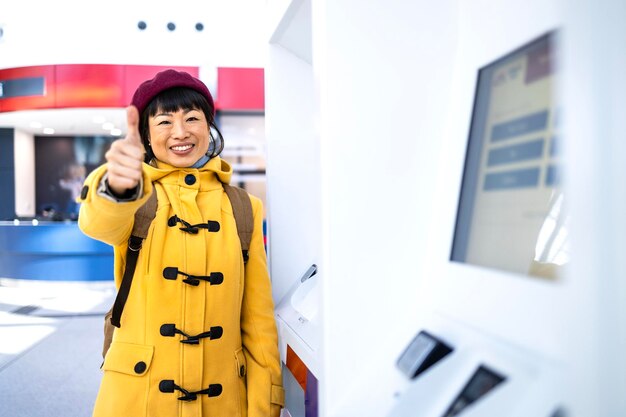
[105, 106, 145, 196]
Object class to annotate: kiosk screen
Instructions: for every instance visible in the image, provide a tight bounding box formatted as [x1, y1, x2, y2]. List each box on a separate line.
[450, 32, 566, 279]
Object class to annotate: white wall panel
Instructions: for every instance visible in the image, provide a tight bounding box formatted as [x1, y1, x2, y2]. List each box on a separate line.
[13, 130, 35, 217]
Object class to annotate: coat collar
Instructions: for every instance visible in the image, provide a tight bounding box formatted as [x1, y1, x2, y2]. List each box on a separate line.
[143, 157, 233, 190]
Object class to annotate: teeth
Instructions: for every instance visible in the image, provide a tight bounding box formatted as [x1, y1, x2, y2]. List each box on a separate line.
[171, 144, 193, 151]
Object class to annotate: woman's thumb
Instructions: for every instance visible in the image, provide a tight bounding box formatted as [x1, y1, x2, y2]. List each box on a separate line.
[125, 105, 141, 145]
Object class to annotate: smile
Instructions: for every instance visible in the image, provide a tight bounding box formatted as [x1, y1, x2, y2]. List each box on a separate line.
[170, 144, 194, 152]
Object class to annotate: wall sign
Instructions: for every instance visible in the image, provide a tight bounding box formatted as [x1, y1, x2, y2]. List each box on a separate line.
[0, 77, 45, 99]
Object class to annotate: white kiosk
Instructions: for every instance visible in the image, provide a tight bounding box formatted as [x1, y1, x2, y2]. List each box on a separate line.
[386, 4, 568, 416]
[265, 0, 626, 416]
[266, 1, 322, 416]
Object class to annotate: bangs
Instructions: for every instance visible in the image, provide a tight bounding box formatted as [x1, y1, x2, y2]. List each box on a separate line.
[146, 87, 212, 119]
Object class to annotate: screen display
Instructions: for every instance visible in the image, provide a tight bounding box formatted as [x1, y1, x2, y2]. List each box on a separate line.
[450, 32, 567, 279]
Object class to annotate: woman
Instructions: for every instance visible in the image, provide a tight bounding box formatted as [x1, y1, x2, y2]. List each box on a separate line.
[78, 69, 284, 417]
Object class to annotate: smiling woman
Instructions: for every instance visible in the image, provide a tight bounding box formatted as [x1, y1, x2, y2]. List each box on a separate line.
[77, 69, 283, 417]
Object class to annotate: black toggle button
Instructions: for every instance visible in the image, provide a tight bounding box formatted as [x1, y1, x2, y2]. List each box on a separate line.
[209, 272, 224, 285]
[134, 361, 147, 374]
[206, 221, 220, 232]
[160, 324, 177, 337]
[163, 267, 179, 280]
[159, 379, 222, 401]
[210, 326, 223, 340]
[167, 215, 220, 234]
[206, 384, 222, 397]
[159, 380, 176, 393]
[185, 174, 196, 185]
[162, 267, 223, 286]
[161, 323, 223, 343]
[80, 185, 89, 200]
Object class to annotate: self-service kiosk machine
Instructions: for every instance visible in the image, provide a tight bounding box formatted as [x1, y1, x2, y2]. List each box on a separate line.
[387, 6, 567, 417]
[266, 0, 626, 415]
[266, 1, 320, 416]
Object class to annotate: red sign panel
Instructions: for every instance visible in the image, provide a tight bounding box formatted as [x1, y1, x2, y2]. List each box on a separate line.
[0, 65, 263, 112]
[0, 65, 199, 112]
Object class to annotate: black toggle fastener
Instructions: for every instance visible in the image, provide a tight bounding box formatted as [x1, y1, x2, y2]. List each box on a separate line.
[162, 267, 224, 286]
[167, 215, 220, 234]
[159, 379, 222, 401]
[160, 323, 223, 344]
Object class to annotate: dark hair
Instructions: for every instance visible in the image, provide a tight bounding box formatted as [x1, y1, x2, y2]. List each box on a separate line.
[138, 87, 224, 163]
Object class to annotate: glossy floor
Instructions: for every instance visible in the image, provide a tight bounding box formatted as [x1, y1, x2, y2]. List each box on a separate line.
[0, 279, 115, 417]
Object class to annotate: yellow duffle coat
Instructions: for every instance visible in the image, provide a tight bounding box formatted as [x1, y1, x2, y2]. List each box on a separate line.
[78, 157, 283, 417]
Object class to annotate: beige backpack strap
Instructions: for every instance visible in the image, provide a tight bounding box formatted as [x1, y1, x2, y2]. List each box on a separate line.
[104, 190, 158, 359]
[223, 184, 254, 263]
[132, 191, 158, 238]
[110, 190, 158, 328]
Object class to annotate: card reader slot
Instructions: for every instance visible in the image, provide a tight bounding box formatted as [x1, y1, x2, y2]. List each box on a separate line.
[396, 330, 453, 379]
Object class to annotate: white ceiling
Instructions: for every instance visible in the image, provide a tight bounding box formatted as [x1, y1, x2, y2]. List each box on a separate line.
[0, 0, 269, 138]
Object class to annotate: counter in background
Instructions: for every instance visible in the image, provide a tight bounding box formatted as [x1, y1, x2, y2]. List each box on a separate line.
[0, 221, 113, 281]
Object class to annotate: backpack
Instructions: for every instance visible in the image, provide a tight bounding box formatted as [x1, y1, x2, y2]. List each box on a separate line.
[102, 183, 253, 358]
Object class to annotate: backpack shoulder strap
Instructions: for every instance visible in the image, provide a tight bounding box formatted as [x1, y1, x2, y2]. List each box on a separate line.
[110, 191, 157, 328]
[132, 191, 158, 239]
[223, 183, 254, 263]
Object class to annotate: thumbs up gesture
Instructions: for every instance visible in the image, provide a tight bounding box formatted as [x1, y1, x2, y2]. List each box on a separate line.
[105, 106, 145, 196]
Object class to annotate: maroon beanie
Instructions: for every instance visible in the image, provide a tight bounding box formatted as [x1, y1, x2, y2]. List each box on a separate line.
[131, 69, 214, 115]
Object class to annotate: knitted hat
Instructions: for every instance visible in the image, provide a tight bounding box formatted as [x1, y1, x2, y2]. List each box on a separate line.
[131, 69, 214, 115]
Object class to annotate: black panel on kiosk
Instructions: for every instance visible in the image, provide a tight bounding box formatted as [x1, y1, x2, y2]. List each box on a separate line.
[441, 365, 506, 417]
[396, 331, 453, 379]
[449, 32, 563, 280]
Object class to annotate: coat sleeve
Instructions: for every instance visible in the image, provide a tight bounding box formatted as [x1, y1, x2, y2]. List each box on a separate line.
[240, 196, 284, 417]
[77, 163, 154, 247]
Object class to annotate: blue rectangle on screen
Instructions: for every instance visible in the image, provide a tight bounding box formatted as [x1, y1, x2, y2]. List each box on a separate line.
[484, 167, 540, 191]
[490, 110, 549, 142]
[487, 139, 544, 166]
[545, 165, 560, 186]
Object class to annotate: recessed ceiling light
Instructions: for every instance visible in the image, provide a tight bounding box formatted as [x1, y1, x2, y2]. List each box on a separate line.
[110, 128, 122, 136]
[102, 122, 114, 130]
[43, 128, 55, 134]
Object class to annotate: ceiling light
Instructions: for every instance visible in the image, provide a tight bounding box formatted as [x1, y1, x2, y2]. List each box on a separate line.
[43, 128, 55, 134]
[110, 128, 122, 136]
[102, 122, 114, 130]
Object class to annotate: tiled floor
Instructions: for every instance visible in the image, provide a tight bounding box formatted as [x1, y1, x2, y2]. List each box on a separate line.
[0, 278, 116, 417]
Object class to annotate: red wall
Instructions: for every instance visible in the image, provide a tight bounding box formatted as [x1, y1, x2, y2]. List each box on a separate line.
[0, 64, 264, 112]
[216, 67, 265, 111]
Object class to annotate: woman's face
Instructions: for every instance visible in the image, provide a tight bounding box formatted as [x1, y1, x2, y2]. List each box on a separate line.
[148, 107, 210, 167]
